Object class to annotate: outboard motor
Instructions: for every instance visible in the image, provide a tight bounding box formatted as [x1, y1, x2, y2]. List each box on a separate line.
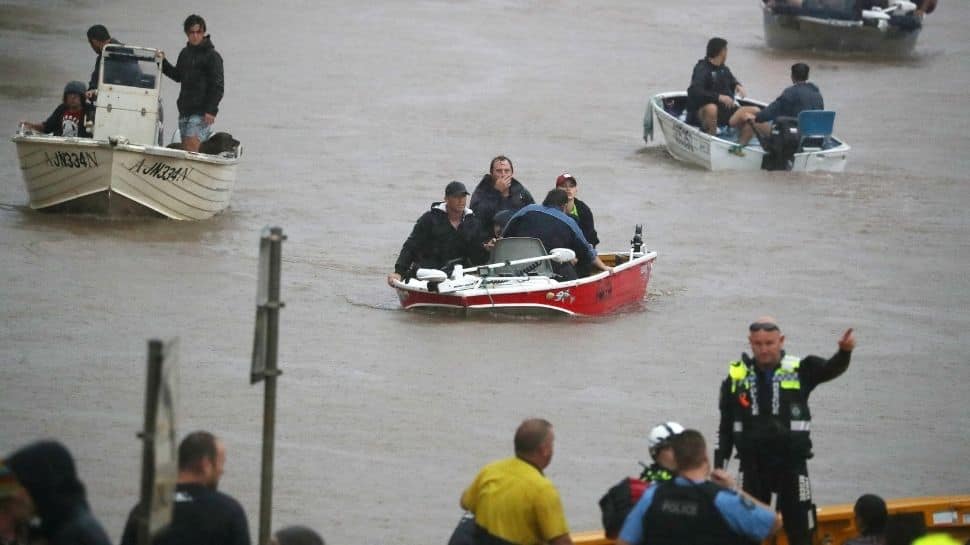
[761, 116, 800, 171]
[631, 225, 643, 253]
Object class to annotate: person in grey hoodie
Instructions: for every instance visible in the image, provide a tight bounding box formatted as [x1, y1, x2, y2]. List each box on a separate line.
[734, 62, 824, 151]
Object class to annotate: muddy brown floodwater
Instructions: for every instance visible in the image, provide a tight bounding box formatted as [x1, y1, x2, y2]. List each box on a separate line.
[1, 1, 968, 544]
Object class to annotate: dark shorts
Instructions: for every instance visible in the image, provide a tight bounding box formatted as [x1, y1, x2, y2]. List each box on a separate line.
[687, 103, 737, 128]
[717, 104, 738, 127]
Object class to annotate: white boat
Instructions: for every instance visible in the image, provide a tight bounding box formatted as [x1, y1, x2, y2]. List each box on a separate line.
[643, 91, 850, 172]
[10, 44, 240, 220]
[763, 0, 923, 55]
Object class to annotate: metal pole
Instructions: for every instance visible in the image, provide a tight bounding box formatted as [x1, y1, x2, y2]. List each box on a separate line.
[137, 340, 163, 545]
[258, 227, 284, 545]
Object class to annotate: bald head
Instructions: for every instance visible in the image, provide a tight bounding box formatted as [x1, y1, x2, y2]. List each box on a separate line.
[514, 418, 552, 455]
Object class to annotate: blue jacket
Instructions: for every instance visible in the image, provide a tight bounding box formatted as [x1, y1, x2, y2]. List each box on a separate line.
[755, 82, 824, 123]
[502, 204, 596, 265]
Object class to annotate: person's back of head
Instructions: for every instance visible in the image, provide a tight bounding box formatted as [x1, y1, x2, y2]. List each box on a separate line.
[542, 189, 568, 209]
[791, 62, 810, 82]
[706, 37, 727, 59]
[86, 25, 110, 42]
[178, 431, 218, 479]
[670, 429, 707, 472]
[273, 525, 325, 545]
[853, 493, 887, 536]
[514, 418, 552, 457]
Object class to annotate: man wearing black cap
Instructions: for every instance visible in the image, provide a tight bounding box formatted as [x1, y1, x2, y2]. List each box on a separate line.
[388, 181, 489, 286]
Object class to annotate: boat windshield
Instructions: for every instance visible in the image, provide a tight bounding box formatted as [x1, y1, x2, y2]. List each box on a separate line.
[102, 48, 157, 89]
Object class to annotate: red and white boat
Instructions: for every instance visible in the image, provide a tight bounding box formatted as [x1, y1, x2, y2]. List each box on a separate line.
[390, 228, 657, 316]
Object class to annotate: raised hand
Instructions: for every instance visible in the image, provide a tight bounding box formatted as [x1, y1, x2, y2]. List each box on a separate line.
[838, 328, 855, 352]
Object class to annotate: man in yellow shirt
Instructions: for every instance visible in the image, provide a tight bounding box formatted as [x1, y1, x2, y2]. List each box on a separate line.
[460, 419, 572, 545]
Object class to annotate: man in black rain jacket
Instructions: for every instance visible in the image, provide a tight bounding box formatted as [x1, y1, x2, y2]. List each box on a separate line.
[162, 14, 225, 152]
[388, 181, 489, 285]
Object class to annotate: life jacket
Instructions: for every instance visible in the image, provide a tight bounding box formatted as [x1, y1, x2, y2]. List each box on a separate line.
[642, 480, 749, 545]
[728, 355, 813, 459]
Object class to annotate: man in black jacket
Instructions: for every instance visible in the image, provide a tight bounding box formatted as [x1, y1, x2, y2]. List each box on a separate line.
[120, 431, 251, 545]
[686, 37, 759, 144]
[85, 24, 122, 99]
[162, 14, 225, 152]
[388, 181, 489, 286]
[715, 317, 855, 545]
[469, 156, 535, 239]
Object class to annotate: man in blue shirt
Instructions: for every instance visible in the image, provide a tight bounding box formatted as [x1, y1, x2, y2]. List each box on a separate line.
[616, 429, 781, 545]
[502, 189, 612, 280]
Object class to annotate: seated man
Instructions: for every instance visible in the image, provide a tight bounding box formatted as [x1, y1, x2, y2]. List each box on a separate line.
[735, 62, 824, 151]
[686, 37, 759, 150]
[387, 181, 489, 286]
[20, 81, 92, 137]
[502, 189, 612, 281]
[470, 155, 535, 239]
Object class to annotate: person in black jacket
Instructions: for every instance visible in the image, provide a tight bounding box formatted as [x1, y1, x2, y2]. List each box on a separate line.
[85, 25, 123, 99]
[162, 14, 224, 152]
[686, 37, 759, 143]
[715, 317, 856, 545]
[120, 431, 251, 545]
[4, 440, 112, 545]
[554, 173, 598, 248]
[388, 181, 489, 286]
[469, 156, 535, 239]
[21, 81, 92, 137]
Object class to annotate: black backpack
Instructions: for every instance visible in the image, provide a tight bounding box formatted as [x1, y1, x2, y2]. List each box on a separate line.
[598, 477, 648, 538]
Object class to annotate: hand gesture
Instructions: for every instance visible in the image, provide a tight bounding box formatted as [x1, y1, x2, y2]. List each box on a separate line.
[710, 468, 737, 490]
[838, 328, 855, 352]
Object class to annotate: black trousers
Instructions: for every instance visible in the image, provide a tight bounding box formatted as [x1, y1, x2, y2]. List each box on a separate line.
[739, 458, 815, 545]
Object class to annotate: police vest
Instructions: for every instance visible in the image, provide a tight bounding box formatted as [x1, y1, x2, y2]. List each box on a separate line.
[642, 481, 748, 545]
[728, 355, 813, 459]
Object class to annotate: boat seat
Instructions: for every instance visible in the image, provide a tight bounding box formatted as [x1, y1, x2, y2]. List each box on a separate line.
[488, 237, 554, 277]
[797, 110, 835, 150]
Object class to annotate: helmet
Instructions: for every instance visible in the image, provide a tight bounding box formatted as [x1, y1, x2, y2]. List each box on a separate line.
[647, 422, 685, 459]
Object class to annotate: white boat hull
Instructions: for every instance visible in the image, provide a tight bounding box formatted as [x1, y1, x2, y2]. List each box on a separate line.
[647, 92, 850, 172]
[763, 7, 921, 55]
[12, 134, 237, 220]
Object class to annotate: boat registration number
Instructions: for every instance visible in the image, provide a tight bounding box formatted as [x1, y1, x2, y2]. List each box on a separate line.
[45, 151, 99, 169]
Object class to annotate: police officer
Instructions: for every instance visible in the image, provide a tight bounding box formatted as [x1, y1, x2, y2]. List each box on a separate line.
[715, 317, 856, 545]
[616, 429, 781, 545]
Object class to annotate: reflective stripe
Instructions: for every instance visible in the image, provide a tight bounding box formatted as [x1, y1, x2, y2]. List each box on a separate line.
[733, 421, 743, 432]
[790, 421, 811, 431]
